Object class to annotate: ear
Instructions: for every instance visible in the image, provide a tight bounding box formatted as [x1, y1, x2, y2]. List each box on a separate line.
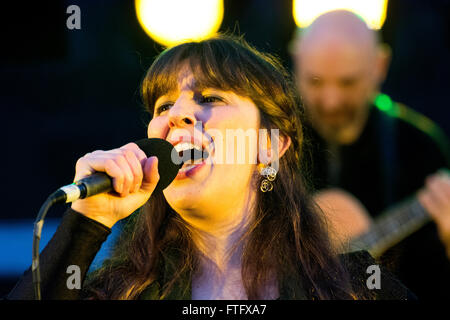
[258, 132, 292, 165]
[374, 43, 392, 84]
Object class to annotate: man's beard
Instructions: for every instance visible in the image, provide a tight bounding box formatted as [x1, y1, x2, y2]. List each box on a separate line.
[309, 105, 363, 145]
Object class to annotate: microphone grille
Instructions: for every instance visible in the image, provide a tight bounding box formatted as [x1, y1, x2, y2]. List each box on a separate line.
[134, 138, 183, 192]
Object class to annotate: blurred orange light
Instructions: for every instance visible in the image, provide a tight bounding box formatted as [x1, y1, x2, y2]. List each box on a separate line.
[135, 0, 224, 47]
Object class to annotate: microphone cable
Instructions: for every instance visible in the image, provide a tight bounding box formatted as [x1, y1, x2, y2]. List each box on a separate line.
[32, 189, 66, 300]
[30, 138, 192, 299]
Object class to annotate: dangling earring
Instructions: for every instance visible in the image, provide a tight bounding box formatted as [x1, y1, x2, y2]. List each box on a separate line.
[260, 166, 277, 192]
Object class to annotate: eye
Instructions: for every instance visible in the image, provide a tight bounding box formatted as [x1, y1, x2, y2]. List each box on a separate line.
[308, 77, 322, 87]
[155, 102, 173, 115]
[199, 95, 224, 104]
[340, 78, 357, 88]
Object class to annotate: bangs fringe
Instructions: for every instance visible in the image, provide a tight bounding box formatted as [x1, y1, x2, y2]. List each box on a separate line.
[141, 35, 292, 117]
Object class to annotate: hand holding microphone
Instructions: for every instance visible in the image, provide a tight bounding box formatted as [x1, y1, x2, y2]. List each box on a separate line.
[71, 142, 160, 228]
[68, 138, 183, 228]
[32, 138, 184, 300]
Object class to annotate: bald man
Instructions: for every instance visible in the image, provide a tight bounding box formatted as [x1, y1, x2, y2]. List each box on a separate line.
[292, 10, 450, 299]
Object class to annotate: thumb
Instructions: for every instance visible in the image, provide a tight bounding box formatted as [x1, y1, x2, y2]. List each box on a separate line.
[140, 156, 159, 192]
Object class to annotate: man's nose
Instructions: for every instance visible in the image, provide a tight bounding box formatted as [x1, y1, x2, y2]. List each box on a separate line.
[321, 86, 343, 112]
[167, 97, 197, 128]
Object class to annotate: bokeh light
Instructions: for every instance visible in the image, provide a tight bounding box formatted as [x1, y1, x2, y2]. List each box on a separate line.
[135, 0, 224, 47]
[293, 0, 388, 30]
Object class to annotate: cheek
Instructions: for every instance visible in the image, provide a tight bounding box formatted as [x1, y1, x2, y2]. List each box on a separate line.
[208, 105, 259, 130]
[299, 82, 317, 102]
[355, 77, 375, 98]
[303, 87, 331, 111]
[147, 117, 169, 139]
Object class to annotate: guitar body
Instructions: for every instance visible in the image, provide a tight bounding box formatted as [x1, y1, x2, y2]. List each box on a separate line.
[313, 188, 430, 258]
[314, 189, 373, 249]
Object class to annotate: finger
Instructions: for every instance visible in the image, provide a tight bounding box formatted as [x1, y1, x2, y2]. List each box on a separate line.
[426, 176, 450, 206]
[75, 156, 125, 194]
[91, 145, 146, 163]
[104, 158, 125, 194]
[418, 189, 450, 249]
[74, 155, 96, 181]
[74, 153, 123, 181]
[96, 147, 147, 174]
[114, 154, 135, 197]
[417, 189, 440, 220]
[120, 143, 147, 164]
[100, 148, 146, 193]
[141, 156, 159, 192]
[122, 149, 144, 193]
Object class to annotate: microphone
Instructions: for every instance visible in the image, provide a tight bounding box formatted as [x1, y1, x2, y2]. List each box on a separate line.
[32, 137, 205, 299]
[52, 138, 184, 204]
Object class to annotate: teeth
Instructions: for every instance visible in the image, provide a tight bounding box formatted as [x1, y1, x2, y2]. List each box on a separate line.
[180, 153, 205, 166]
[174, 142, 203, 153]
[179, 164, 198, 173]
[173, 141, 210, 173]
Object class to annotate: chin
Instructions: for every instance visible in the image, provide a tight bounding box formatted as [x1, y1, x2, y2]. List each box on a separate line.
[317, 123, 358, 145]
[164, 187, 203, 211]
[334, 130, 360, 145]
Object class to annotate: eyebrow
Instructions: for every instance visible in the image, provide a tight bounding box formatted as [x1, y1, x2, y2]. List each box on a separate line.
[339, 73, 363, 82]
[304, 71, 363, 81]
[158, 82, 227, 100]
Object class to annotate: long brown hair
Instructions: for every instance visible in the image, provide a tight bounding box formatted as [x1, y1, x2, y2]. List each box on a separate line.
[83, 34, 361, 300]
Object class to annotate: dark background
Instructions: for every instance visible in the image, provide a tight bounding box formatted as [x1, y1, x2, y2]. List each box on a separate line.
[1, 0, 449, 296]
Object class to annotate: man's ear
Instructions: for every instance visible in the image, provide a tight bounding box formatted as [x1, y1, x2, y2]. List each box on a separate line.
[374, 43, 392, 85]
[258, 132, 292, 164]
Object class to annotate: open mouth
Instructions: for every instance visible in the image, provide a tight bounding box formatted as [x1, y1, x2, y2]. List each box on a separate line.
[174, 142, 210, 173]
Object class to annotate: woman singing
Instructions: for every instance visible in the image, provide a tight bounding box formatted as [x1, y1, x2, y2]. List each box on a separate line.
[8, 35, 411, 300]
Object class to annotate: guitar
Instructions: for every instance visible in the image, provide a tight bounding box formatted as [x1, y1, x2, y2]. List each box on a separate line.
[314, 189, 430, 258]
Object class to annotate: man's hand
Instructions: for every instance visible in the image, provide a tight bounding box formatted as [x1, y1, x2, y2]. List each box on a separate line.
[417, 169, 450, 259]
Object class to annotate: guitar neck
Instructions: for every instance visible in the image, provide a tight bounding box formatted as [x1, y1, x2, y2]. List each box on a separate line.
[348, 197, 430, 258]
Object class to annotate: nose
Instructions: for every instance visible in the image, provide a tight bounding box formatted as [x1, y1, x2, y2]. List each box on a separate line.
[167, 96, 197, 129]
[321, 86, 343, 112]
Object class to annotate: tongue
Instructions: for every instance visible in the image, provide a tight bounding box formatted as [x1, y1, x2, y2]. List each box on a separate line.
[180, 149, 209, 163]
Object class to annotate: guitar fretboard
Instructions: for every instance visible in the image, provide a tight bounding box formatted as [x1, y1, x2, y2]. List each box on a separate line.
[348, 198, 430, 258]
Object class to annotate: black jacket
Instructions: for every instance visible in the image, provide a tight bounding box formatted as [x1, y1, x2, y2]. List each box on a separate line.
[7, 209, 414, 300]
